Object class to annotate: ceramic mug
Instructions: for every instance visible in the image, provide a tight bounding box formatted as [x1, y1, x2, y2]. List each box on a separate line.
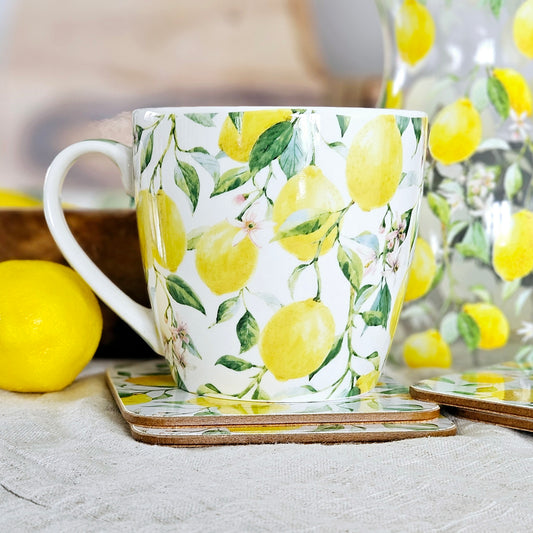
[44, 106, 427, 402]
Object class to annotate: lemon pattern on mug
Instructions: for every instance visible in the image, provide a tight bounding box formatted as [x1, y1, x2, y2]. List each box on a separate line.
[513, 0, 533, 58]
[134, 109, 425, 400]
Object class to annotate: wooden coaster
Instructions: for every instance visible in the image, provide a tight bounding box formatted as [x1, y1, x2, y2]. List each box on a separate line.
[444, 406, 533, 433]
[106, 359, 441, 428]
[410, 361, 533, 430]
[129, 417, 456, 446]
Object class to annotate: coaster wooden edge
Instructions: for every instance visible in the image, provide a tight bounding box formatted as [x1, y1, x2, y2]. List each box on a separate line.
[445, 406, 533, 432]
[409, 384, 533, 419]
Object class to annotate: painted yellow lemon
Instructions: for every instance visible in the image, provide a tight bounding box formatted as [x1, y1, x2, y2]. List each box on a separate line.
[0, 260, 102, 392]
[395, 0, 436, 66]
[404, 237, 436, 302]
[259, 299, 336, 381]
[192, 396, 287, 415]
[272, 165, 344, 261]
[122, 393, 152, 405]
[493, 68, 532, 116]
[126, 374, 176, 387]
[462, 303, 509, 350]
[513, 0, 533, 58]
[389, 272, 409, 340]
[403, 329, 452, 368]
[137, 189, 187, 272]
[493, 209, 533, 281]
[196, 220, 258, 295]
[429, 98, 482, 165]
[461, 372, 512, 384]
[218, 109, 293, 162]
[356, 370, 381, 394]
[346, 114, 403, 211]
[384, 80, 404, 109]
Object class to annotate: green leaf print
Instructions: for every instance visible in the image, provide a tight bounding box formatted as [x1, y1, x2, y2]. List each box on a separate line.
[488, 0, 503, 17]
[211, 167, 252, 197]
[140, 132, 153, 173]
[166, 274, 206, 315]
[427, 192, 450, 225]
[184, 113, 217, 127]
[369, 283, 392, 327]
[411, 117, 422, 150]
[457, 311, 481, 351]
[361, 310, 383, 327]
[191, 151, 220, 181]
[455, 221, 490, 264]
[215, 355, 255, 372]
[337, 245, 363, 291]
[236, 311, 259, 353]
[336, 115, 351, 137]
[174, 160, 200, 211]
[249, 121, 294, 175]
[272, 209, 330, 241]
[215, 296, 241, 325]
[309, 334, 344, 379]
[229, 112, 243, 133]
[504, 163, 523, 201]
[279, 124, 312, 179]
[395, 115, 410, 135]
[487, 76, 510, 119]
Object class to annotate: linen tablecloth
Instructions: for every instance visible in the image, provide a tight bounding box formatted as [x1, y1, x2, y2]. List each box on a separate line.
[1, 359, 532, 532]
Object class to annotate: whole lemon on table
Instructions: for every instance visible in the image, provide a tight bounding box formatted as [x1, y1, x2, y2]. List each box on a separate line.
[428, 98, 482, 165]
[462, 302, 509, 350]
[218, 109, 293, 162]
[0, 188, 41, 207]
[196, 220, 259, 295]
[0, 260, 103, 392]
[513, 0, 533, 58]
[259, 299, 336, 381]
[272, 165, 344, 261]
[137, 189, 187, 272]
[404, 237, 436, 302]
[395, 0, 436, 66]
[403, 329, 452, 368]
[346, 114, 403, 211]
[492, 209, 533, 281]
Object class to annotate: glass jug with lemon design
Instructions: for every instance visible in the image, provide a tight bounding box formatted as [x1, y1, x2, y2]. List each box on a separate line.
[376, 0, 533, 371]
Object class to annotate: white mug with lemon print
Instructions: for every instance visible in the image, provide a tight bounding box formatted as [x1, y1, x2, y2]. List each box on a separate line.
[44, 107, 427, 402]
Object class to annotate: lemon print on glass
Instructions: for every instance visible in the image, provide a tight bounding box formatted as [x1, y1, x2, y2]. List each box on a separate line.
[259, 299, 336, 381]
[462, 303, 510, 350]
[403, 329, 452, 368]
[137, 189, 187, 272]
[513, 0, 533, 58]
[428, 98, 482, 165]
[346, 114, 403, 211]
[0, 187, 41, 207]
[493, 209, 533, 281]
[218, 109, 293, 162]
[196, 220, 259, 295]
[404, 237, 436, 302]
[272, 165, 344, 261]
[493, 68, 532, 116]
[395, 0, 435, 66]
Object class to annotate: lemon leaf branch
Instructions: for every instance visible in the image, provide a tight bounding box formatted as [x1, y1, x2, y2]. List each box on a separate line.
[235, 366, 268, 399]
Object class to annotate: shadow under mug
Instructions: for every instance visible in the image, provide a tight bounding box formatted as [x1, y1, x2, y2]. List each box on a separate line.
[44, 106, 427, 402]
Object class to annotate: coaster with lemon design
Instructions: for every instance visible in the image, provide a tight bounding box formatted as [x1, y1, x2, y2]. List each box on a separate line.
[410, 361, 533, 431]
[106, 360, 455, 445]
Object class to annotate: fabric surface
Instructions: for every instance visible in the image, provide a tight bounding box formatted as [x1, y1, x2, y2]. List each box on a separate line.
[1, 359, 532, 533]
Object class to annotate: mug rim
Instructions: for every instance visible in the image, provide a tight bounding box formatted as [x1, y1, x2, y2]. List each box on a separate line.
[132, 106, 427, 119]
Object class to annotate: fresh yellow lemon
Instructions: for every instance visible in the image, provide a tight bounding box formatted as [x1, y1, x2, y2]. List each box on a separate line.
[196, 220, 258, 295]
[137, 189, 187, 272]
[126, 374, 176, 387]
[404, 237, 436, 302]
[384, 80, 404, 109]
[0, 188, 41, 207]
[0, 260, 103, 392]
[513, 0, 533, 58]
[462, 303, 509, 350]
[218, 109, 293, 162]
[356, 370, 381, 394]
[346, 114, 403, 211]
[493, 209, 533, 281]
[395, 0, 436, 66]
[272, 165, 344, 261]
[429, 98, 482, 165]
[403, 329, 452, 368]
[259, 299, 336, 381]
[493, 68, 532, 116]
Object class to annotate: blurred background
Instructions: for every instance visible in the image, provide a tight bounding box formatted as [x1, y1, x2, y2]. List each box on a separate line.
[0, 0, 384, 205]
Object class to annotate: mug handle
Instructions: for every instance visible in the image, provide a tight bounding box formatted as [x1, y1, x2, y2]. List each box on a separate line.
[43, 139, 164, 354]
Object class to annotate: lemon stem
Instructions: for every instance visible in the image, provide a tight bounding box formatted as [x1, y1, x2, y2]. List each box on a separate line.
[236, 167, 274, 222]
[235, 366, 268, 399]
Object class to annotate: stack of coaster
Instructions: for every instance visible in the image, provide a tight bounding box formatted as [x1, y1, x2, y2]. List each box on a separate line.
[106, 360, 455, 446]
[410, 361, 533, 432]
